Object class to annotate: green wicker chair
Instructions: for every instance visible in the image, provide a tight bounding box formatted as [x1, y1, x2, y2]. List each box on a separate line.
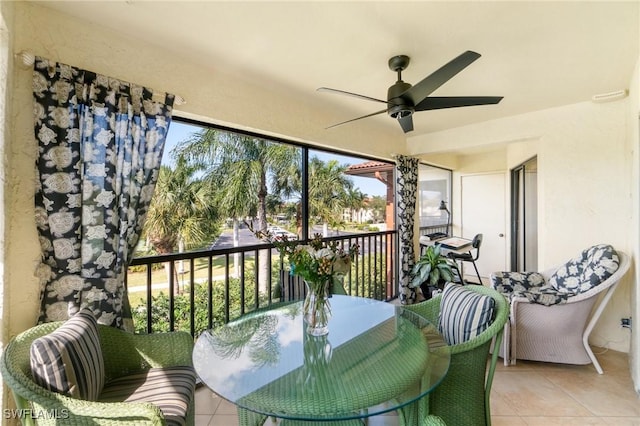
[1, 321, 196, 425]
[405, 284, 509, 426]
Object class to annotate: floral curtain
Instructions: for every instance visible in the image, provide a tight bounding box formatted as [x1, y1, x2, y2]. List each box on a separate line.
[33, 57, 174, 329]
[395, 155, 419, 304]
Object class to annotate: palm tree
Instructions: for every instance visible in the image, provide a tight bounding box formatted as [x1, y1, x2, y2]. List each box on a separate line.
[344, 187, 367, 225]
[369, 195, 388, 223]
[308, 158, 354, 236]
[144, 156, 218, 292]
[177, 129, 298, 232]
[175, 129, 299, 288]
[271, 156, 357, 237]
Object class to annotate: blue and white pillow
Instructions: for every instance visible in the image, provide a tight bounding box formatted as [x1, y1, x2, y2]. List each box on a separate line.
[438, 283, 495, 345]
[30, 308, 105, 400]
[549, 244, 619, 295]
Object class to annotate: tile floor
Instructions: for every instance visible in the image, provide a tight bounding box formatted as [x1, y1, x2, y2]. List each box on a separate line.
[195, 348, 640, 425]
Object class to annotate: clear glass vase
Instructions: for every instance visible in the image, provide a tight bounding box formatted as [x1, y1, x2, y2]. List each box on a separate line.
[303, 280, 332, 336]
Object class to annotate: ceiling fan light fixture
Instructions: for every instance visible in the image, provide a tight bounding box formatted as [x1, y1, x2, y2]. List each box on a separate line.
[388, 104, 414, 119]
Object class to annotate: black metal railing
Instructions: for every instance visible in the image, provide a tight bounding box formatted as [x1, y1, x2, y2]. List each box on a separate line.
[125, 230, 397, 337]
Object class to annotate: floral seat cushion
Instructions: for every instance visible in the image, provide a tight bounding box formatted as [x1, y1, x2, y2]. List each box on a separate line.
[491, 271, 570, 305]
[491, 244, 619, 306]
[548, 244, 619, 294]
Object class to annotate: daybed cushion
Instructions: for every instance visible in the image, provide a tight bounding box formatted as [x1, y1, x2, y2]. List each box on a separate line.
[30, 308, 105, 400]
[99, 366, 197, 426]
[438, 283, 495, 345]
[491, 244, 620, 306]
[549, 244, 619, 294]
[491, 271, 568, 306]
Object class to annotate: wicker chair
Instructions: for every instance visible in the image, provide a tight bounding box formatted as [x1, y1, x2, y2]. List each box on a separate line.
[1, 321, 196, 425]
[404, 285, 509, 426]
[491, 246, 630, 374]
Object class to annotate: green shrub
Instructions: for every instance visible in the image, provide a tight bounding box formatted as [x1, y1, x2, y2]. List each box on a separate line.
[131, 273, 278, 336]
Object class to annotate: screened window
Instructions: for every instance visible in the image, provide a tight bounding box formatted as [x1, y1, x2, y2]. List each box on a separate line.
[138, 119, 395, 256]
[418, 164, 452, 236]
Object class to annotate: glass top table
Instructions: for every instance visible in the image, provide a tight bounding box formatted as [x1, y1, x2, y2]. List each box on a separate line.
[193, 295, 450, 425]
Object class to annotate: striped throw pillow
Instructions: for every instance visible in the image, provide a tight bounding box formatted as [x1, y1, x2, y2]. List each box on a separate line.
[438, 283, 495, 345]
[30, 308, 105, 400]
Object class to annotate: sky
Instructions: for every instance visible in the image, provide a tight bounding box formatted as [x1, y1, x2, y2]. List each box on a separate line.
[163, 121, 388, 197]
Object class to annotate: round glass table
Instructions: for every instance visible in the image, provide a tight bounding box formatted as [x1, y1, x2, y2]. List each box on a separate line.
[193, 295, 450, 425]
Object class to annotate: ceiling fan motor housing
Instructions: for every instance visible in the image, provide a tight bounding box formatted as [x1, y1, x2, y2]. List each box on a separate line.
[387, 80, 414, 118]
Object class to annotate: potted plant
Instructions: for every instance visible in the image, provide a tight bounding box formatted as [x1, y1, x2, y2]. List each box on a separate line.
[410, 245, 456, 299]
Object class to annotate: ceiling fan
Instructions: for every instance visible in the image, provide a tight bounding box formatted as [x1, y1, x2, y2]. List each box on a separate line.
[318, 50, 503, 133]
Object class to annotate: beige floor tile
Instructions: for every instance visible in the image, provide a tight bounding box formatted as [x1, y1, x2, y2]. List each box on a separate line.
[215, 398, 242, 415]
[592, 348, 632, 375]
[195, 386, 222, 415]
[209, 414, 242, 426]
[492, 416, 528, 426]
[492, 370, 593, 417]
[601, 418, 640, 426]
[521, 417, 609, 425]
[195, 414, 213, 426]
[490, 390, 518, 416]
[541, 369, 640, 417]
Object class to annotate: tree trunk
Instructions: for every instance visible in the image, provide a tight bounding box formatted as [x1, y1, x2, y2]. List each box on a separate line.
[176, 239, 185, 294]
[233, 218, 240, 278]
[257, 171, 269, 294]
[149, 236, 177, 295]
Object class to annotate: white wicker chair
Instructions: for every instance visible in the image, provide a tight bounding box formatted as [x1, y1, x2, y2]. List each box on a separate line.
[491, 246, 630, 374]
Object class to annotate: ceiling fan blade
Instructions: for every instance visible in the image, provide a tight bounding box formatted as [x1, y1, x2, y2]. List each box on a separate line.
[415, 96, 503, 111]
[398, 115, 414, 133]
[326, 109, 388, 129]
[403, 51, 482, 106]
[317, 87, 388, 104]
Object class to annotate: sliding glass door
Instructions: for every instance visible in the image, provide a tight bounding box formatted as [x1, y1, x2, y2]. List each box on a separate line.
[511, 157, 538, 270]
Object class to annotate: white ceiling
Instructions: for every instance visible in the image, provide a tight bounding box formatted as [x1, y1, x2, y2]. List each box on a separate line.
[37, 1, 639, 140]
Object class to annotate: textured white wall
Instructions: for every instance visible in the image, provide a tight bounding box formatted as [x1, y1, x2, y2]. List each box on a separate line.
[0, 1, 10, 337]
[0, 0, 12, 418]
[3, 2, 42, 342]
[629, 55, 640, 391]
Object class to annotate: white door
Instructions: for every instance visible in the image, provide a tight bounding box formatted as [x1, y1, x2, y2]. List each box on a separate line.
[460, 173, 507, 279]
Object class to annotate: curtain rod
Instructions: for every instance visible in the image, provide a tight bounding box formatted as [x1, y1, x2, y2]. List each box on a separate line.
[15, 50, 187, 106]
